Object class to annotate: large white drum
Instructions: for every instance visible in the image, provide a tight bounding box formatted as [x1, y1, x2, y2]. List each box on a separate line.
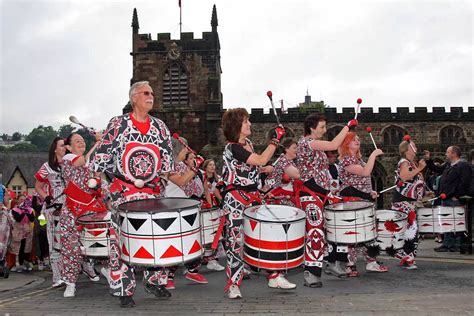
[77, 211, 111, 258]
[418, 206, 466, 234]
[118, 198, 202, 267]
[324, 201, 377, 244]
[243, 204, 306, 271]
[200, 207, 223, 247]
[375, 209, 407, 250]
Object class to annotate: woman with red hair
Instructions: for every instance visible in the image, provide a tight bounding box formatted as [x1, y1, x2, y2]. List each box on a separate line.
[338, 132, 388, 276]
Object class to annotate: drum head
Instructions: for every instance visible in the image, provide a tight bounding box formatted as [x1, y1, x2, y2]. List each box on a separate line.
[77, 211, 111, 224]
[117, 198, 200, 213]
[325, 201, 374, 211]
[376, 209, 407, 221]
[244, 204, 305, 223]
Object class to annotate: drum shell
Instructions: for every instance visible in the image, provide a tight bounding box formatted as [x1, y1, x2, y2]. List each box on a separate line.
[375, 209, 407, 250]
[243, 205, 306, 271]
[118, 198, 202, 267]
[77, 212, 111, 258]
[200, 207, 223, 246]
[418, 206, 466, 233]
[324, 201, 377, 244]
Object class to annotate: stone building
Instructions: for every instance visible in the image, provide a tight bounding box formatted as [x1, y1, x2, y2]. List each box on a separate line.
[126, 6, 473, 207]
[123, 5, 222, 150]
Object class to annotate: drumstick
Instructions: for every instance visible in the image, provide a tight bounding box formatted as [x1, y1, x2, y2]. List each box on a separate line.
[403, 135, 417, 153]
[262, 203, 283, 221]
[172, 133, 196, 155]
[69, 115, 96, 136]
[106, 171, 156, 189]
[266, 91, 282, 127]
[378, 181, 403, 194]
[428, 193, 447, 202]
[365, 127, 378, 150]
[354, 98, 362, 120]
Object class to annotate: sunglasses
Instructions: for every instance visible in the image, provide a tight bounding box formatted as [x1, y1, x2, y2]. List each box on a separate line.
[134, 91, 155, 97]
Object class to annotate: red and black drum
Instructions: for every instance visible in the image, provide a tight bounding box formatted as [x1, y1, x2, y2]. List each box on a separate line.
[118, 198, 202, 267]
[375, 209, 407, 250]
[243, 204, 306, 271]
[324, 201, 377, 244]
[77, 211, 111, 258]
[418, 205, 467, 234]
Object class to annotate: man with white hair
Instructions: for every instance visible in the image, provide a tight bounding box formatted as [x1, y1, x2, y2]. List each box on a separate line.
[92, 81, 174, 307]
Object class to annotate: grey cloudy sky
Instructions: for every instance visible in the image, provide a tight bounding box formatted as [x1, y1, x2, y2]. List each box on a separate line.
[0, 0, 472, 134]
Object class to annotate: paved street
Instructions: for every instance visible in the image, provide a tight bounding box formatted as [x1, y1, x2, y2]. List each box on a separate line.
[1, 240, 473, 315]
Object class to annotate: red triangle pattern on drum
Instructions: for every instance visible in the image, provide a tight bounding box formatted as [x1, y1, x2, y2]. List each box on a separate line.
[88, 230, 105, 237]
[134, 246, 154, 259]
[160, 245, 183, 258]
[122, 244, 130, 256]
[250, 219, 258, 231]
[188, 240, 202, 254]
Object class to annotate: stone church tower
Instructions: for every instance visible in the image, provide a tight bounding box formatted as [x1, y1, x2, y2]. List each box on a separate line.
[124, 5, 223, 151]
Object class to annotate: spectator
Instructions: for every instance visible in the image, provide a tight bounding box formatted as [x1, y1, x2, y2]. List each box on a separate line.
[424, 146, 472, 252]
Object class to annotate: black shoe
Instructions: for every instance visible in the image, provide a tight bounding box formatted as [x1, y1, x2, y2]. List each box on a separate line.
[434, 246, 449, 252]
[144, 284, 171, 299]
[449, 247, 460, 252]
[119, 296, 136, 308]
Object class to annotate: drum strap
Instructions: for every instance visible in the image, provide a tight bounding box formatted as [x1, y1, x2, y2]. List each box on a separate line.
[293, 180, 342, 208]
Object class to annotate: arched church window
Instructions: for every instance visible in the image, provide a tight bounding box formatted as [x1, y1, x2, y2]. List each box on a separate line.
[383, 126, 405, 146]
[440, 125, 464, 144]
[162, 62, 189, 106]
[326, 126, 343, 141]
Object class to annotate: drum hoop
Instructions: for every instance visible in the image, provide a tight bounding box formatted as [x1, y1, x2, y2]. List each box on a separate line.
[324, 200, 374, 212]
[243, 213, 305, 224]
[117, 197, 200, 213]
[376, 210, 408, 222]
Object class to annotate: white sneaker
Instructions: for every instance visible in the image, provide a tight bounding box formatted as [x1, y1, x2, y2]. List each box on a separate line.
[23, 261, 33, 271]
[82, 265, 100, 282]
[267, 274, 297, 290]
[207, 260, 225, 271]
[38, 261, 45, 271]
[52, 279, 66, 288]
[11, 265, 23, 273]
[366, 261, 389, 272]
[63, 283, 76, 298]
[227, 285, 242, 299]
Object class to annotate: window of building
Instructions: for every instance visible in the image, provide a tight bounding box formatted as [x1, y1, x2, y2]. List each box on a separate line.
[12, 185, 23, 197]
[440, 125, 464, 144]
[382, 126, 405, 146]
[162, 62, 189, 106]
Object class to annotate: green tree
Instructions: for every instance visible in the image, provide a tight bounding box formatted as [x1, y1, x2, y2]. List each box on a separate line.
[1, 134, 8, 141]
[11, 132, 22, 141]
[58, 124, 76, 139]
[9, 143, 38, 152]
[26, 125, 58, 151]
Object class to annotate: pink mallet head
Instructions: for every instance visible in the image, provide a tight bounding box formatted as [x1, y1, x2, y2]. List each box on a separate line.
[172, 133, 180, 139]
[357, 98, 362, 104]
[366, 127, 372, 133]
[440, 193, 447, 200]
[403, 135, 411, 142]
[266, 91, 273, 98]
[397, 181, 404, 187]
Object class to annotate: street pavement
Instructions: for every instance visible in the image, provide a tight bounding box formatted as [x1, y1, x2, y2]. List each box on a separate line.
[0, 239, 473, 315]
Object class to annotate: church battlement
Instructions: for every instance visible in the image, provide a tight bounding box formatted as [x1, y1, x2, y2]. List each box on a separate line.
[249, 106, 474, 123]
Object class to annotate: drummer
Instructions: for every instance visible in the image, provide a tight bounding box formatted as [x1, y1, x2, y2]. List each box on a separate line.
[164, 137, 210, 289]
[92, 81, 174, 307]
[264, 138, 300, 206]
[221, 108, 289, 299]
[200, 159, 226, 271]
[295, 113, 356, 287]
[60, 132, 105, 298]
[337, 132, 388, 276]
[390, 136, 426, 270]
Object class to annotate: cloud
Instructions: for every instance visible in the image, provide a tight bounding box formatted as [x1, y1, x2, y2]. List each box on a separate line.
[0, 0, 472, 135]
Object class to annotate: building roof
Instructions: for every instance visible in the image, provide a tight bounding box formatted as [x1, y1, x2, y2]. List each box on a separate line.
[0, 152, 48, 186]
